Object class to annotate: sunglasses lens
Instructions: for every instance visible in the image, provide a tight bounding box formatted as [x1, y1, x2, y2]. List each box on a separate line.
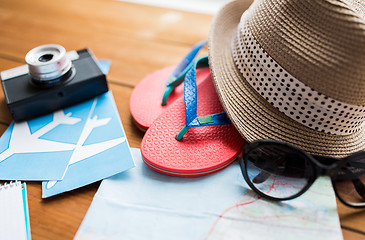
[332, 154, 365, 207]
[244, 143, 314, 199]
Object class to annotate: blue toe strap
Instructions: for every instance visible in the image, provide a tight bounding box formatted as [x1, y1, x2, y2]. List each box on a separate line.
[161, 40, 208, 106]
[175, 56, 232, 141]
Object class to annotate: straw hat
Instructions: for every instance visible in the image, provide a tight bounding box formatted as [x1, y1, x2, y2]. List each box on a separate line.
[208, 0, 365, 157]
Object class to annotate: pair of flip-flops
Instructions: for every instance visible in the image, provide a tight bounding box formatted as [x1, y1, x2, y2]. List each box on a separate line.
[130, 41, 245, 176]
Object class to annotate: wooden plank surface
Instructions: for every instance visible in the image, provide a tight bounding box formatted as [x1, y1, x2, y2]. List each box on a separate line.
[0, 0, 210, 86]
[0, 0, 364, 239]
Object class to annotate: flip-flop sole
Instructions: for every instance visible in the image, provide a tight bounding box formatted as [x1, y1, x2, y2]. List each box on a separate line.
[130, 66, 210, 131]
[141, 75, 245, 176]
[142, 155, 238, 177]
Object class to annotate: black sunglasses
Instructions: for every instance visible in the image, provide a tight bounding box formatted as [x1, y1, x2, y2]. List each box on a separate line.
[239, 139, 365, 208]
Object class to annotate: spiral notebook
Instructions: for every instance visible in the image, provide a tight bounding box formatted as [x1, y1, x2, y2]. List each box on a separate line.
[0, 182, 31, 240]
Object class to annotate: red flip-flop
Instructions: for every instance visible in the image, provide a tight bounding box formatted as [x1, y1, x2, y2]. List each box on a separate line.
[130, 40, 207, 131]
[141, 56, 245, 176]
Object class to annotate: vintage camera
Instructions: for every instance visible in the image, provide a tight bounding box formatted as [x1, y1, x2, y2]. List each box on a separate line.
[1, 44, 109, 122]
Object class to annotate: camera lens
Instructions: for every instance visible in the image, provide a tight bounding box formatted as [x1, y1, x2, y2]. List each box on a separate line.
[38, 54, 54, 62]
[25, 44, 74, 88]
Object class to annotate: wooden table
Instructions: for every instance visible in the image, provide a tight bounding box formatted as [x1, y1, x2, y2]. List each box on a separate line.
[0, 0, 364, 239]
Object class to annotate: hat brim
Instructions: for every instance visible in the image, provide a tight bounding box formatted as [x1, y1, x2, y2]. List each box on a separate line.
[208, 0, 365, 157]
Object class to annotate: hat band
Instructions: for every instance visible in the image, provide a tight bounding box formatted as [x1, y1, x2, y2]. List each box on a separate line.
[231, 12, 365, 135]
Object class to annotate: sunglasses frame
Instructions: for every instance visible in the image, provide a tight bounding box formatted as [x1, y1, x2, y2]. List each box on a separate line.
[239, 139, 365, 208]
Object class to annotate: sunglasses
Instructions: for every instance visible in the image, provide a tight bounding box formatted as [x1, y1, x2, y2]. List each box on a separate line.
[239, 139, 365, 208]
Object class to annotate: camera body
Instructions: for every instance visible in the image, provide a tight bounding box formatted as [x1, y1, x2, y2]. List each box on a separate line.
[1, 45, 108, 122]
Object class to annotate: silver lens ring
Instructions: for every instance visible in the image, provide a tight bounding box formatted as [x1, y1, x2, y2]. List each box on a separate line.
[25, 44, 72, 81]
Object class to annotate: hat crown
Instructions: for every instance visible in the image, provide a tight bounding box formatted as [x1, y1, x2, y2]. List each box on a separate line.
[246, 0, 365, 105]
[209, 0, 365, 156]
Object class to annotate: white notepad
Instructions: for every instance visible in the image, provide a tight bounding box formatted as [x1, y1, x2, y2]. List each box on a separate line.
[0, 182, 31, 240]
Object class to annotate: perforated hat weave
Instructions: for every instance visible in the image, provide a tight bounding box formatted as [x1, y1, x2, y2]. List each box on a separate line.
[208, 0, 365, 157]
